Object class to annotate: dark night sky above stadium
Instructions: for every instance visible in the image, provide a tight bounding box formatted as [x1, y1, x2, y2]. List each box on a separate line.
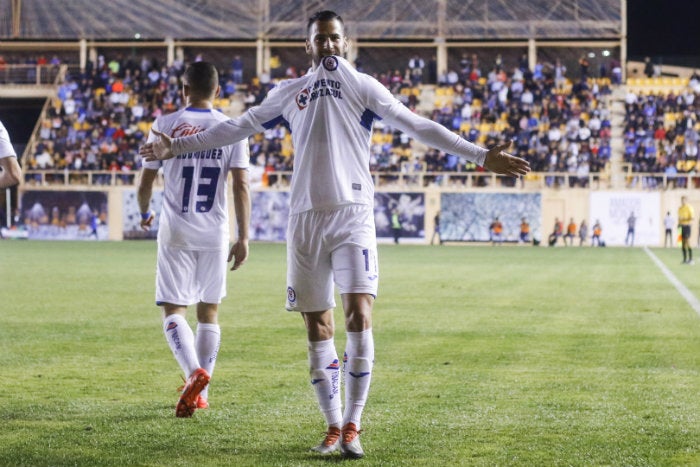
[627, 0, 700, 58]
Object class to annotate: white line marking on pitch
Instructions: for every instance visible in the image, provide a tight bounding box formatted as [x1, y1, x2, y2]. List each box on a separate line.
[644, 246, 700, 317]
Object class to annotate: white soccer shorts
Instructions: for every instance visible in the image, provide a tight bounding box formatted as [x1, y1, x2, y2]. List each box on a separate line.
[286, 204, 379, 312]
[155, 243, 228, 306]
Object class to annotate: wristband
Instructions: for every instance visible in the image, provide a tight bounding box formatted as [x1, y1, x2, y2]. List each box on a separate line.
[141, 211, 153, 221]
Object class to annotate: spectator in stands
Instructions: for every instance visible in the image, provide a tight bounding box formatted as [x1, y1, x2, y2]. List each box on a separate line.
[34, 145, 54, 170]
[643, 57, 654, 78]
[231, 55, 244, 84]
[578, 55, 590, 79]
[427, 55, 437, 84]
[408, 55, 424, 85]
[554, 59, 567, 90]
[610, 59, 622, 84]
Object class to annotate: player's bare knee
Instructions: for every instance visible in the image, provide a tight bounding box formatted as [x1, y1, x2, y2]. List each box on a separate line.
[303, 311, 335, 341]
[345, 310, 372, 332]
[196, 303, 218, 323]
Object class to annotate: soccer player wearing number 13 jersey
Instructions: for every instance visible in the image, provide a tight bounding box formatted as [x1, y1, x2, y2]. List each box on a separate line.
[137, 61, 251, 418]
[140, 10, 529, 457]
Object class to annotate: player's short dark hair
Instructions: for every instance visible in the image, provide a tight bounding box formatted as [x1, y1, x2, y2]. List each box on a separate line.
[307, 10, 344, 34]
[183, 61, 218, 96]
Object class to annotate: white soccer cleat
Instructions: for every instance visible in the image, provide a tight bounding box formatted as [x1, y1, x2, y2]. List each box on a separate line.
[310, 426, 340, 455]
[340, 422, 364, 459]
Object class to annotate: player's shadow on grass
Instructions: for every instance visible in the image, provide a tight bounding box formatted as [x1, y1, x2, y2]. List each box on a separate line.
[306, 453, 352, 463]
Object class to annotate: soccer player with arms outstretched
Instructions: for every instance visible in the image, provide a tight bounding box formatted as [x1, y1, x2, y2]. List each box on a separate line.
[140, 10, 529, 457]
[137, 61, 251, 418]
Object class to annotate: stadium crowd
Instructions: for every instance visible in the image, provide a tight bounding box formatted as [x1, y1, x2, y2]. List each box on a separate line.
[17, 51, 700, 188]
[622, 72, 700, 187]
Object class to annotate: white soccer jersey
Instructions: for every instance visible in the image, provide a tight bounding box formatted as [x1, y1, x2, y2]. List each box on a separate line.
[145, 107, 249, 250]
[173, 56, 487, 214]
[0, 122, 17, 159]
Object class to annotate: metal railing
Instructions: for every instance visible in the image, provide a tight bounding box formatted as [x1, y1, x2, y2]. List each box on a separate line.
[22, 170, 137, 187]
[20, 168, 700, 191]
[0, 64, 63, 86]
[260, 171, 605, 190]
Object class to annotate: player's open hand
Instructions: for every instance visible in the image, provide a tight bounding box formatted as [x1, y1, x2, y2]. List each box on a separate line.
[228, 239, 249, 271]
[140, 130, 174, 162]
[483, 142, 530, 177]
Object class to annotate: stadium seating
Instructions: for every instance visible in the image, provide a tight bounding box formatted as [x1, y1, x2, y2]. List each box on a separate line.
[9, 49, 699, 189]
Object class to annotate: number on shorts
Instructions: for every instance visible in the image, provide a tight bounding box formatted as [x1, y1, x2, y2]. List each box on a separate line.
[362, 248, 377, 272]
[181, 166, 221, 213]
[362, 248, 378, 279]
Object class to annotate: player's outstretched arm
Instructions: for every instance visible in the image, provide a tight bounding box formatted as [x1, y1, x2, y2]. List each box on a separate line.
[140, 130, 174, 162]
[483, 142, 530, 177]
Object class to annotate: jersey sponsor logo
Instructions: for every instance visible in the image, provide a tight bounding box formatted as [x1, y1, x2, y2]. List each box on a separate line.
[296, 88, 310, 110]
[287, 286, 297, 305]
[352, 183, 361, 191]
[171, 122, 206, 138]
[322, 55, 339, 71]
[295, 78, 343, 110]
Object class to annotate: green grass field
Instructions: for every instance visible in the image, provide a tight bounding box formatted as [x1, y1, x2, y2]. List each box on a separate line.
[1, 240, 699, 466]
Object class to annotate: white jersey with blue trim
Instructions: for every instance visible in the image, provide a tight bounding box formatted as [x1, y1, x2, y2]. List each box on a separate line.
[145, 107, 249, 250]
[257, 55, 392, 213]
[173, 56, 487, 215]
[0, 121, 17, 159]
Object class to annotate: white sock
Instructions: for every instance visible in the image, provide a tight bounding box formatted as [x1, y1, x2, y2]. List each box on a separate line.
[343, 329, 374, 430]
[195, 323, 220, 400]
[163, 314, 200, 379]
[308, 338, 342, 428]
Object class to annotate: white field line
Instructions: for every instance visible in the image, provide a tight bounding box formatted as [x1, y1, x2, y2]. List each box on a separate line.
[644, 246, 700, 317]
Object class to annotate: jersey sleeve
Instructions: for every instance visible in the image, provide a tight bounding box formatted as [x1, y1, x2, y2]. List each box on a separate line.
[142, 119, 163, 170]
[0, 123, 17, 159]
[227, 139, 250, 170]
[172, 86, 286, 156]
[363, 77, 487, 166]
[171, 114, 258, 156]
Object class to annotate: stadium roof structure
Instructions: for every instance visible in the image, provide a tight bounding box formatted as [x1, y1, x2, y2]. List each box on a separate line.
[2, 0, 623, 41]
